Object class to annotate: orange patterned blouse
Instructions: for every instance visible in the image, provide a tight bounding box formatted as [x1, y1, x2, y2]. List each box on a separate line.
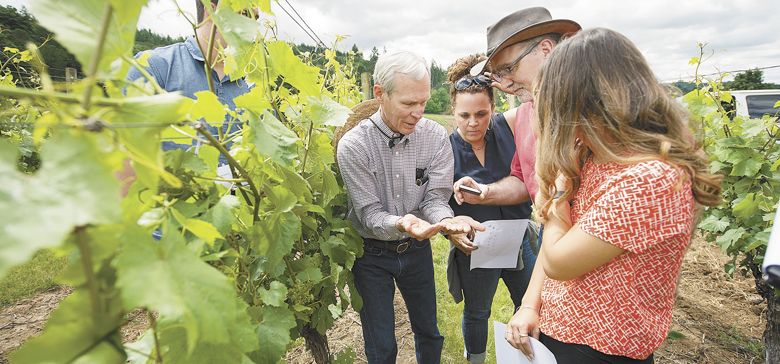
[540, 158, 695, 359]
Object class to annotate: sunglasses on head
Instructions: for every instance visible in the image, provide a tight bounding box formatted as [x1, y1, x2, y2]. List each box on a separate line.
[454, 74, 491, 91]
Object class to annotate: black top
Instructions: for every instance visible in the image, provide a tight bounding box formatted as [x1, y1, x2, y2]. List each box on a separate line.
[448, 112, 532, 222]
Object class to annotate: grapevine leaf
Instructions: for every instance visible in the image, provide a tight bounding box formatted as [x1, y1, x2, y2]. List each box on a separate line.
[248, 111, 299, 167]
[730, 157, 762, 177]
[732, 193, 759, 219]
[267, 40, 321, 96]
[698, 215, 730, 233]
[268, 185, 298, 212]
[248, 305, 296, 364]
[165, 149, 209, 174]
[10, 289, 124, 364]
[191, 91, 227, 126]
[202, 195, 240, 235]
[332, 348, 357, 364]
[305, 96, 351, 127]
[321, 236, 356, 268]
[250, 211, 301, 277]
[0, 133, 119, 278]
[211, 7, 265, 82]
[296, 266, 323, 282]
[29, 0, 144, 76]
[183, 218, 223, 245]
[258, 281, 288, 307]
[114, 232, 258, 356]
[741, 118, 767, 138]
[716, 227, 746, 252]
[234, 86, 272, 115]
[110, 93, 193, 189]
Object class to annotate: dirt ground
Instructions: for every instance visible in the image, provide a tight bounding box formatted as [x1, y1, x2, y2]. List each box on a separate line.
[0, 237, 766, 364]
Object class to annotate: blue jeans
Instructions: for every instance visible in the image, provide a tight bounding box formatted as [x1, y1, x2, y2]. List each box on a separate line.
[353, 239, 444, 364]
[455, 232, 538, 363]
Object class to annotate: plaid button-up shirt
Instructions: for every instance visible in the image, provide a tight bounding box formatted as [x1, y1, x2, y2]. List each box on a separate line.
[336, 110, 455, 241]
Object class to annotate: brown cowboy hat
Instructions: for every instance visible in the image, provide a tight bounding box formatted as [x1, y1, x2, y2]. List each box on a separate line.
[470, 7, 581, 76]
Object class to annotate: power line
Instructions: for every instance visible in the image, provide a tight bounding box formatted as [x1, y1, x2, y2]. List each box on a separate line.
[283, 0, 325, 47]
[276, 1, 326, 48]
[662, 64, 780, 83]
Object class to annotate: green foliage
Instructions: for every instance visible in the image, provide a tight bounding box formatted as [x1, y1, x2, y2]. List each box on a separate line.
[0, 5, 81, 80]
[725, 68, 780, 90]
[0, 1, 363, 363]
[425, 86, 450, 114]
[133, 28, 186, 55]
[0, 250, 66, 306]
[686, 50, 780, 282]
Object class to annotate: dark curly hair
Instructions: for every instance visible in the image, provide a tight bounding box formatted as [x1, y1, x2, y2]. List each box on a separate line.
[446, 54, 494, 110]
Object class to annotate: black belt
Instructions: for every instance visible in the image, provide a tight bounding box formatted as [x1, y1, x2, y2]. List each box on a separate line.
[364, 237, 418, 254]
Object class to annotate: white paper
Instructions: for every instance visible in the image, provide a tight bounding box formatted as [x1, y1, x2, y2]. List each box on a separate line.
[215, 164, 235, 188]
[470, 219, 530, 270]
[494, 322, 557, 364]
[763, 205, 780, 272]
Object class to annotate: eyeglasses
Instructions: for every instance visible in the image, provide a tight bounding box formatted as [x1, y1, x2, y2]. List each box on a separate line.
[454, 74, 491, 91]
[491, 40, 541, 83]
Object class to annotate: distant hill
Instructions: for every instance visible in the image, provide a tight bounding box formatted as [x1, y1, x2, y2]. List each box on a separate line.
[0, 5, 184, 81]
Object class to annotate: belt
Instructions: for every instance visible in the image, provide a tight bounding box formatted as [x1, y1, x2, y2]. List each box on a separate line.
[364, 237, 417, 254]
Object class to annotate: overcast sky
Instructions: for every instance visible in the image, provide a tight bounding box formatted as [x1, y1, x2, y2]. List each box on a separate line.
[3, 0, 779, 83]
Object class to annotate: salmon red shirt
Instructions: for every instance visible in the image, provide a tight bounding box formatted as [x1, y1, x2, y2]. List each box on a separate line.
[509, 102, 538, 200]
[540, 158, 695, 359]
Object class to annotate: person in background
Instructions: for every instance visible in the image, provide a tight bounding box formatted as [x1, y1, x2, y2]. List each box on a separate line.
[444, 54, 538, 364]
[453, 7, 580, 209]
[336, 50, 484, 364]
[505, 28, 722, 363]
[452, 7, 580, 356]
[127, 0, 251, 145]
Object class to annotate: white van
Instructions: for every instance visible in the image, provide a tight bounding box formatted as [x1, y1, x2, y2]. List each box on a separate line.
[728, 89, 780, 119]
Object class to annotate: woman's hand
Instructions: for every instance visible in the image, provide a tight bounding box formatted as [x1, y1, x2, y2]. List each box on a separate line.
[505, 306, 541, 360]
[448, 233, 478, 255]
[453, 176, 489, 205]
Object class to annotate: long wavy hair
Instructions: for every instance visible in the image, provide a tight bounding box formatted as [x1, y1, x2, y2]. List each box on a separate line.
[533, 28, 722, 221]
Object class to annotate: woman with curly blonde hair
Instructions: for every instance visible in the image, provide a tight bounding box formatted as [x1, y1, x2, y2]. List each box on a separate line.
[445, 54, 538, 364]
[505, 28, 722, 363]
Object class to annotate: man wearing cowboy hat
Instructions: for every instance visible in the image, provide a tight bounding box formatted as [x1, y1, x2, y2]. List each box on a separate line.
[449, 6, 581, 359]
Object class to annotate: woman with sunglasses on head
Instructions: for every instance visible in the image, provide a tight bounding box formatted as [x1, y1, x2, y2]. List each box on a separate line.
[444, 54, 538, 364]
[504, 28, 722, 363]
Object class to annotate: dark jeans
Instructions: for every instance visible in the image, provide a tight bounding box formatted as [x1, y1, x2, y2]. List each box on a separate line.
[455, 232, 537, 363]
[540, 333, 654, 364]
[353, 239, 444, 364]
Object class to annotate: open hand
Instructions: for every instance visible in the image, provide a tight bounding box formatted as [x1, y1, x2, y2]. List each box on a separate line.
[396, 214, 442, 240]
[438, 215, 486, 236]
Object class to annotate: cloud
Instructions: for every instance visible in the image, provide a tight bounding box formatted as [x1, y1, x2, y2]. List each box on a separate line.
[3, 0, 778, 82]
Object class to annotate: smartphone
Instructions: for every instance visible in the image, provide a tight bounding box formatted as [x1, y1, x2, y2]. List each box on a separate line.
[458, 185, 482, 195]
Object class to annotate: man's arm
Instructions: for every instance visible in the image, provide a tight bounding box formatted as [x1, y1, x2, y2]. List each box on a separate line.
[336, 137, 405, 241]
[453, 174, 529, 206]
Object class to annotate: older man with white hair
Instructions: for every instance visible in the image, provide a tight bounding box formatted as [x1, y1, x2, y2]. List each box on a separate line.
[337, 50, 483, 363]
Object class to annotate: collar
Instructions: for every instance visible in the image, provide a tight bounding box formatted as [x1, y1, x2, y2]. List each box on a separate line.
[184, 36, 206, 62]
[372, 109, 418, 144]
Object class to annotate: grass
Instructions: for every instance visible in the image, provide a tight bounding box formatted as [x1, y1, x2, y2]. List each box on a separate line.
[424, 114, 455, 132]
[431, 235, 516, 364]
[0, 249, 67, 307]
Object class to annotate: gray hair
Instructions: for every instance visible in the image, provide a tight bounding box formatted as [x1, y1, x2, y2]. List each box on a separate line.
[373, 50, 430, 95]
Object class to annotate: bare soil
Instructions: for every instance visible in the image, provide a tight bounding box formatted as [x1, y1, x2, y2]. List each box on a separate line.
[0, 238, 766, 364]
